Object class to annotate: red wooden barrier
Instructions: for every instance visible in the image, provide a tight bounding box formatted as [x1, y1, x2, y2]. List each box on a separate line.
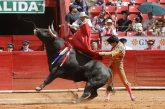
[135, 50, 165, 86]
[12, 52, 48, 90]
[0, 52, 12, 90]
[0, 36, 12, 51]
[0, 51, 165, 90]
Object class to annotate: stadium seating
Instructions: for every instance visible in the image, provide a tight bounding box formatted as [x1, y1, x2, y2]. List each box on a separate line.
[129, 5, 140, 13]
[89, 6, 102, 17]
[116, 6, 128, 13]
[91, 32, 100, 41]
[160, 0, 165, 4]
[141, 14, 148, 21]
[153, 15, 163, 19]
[104, 6, 116, 13]
[127, 31, 137, 36]
[110, 14, 116, 21]
[116, 32, 126, 36]
[122, 0, 131, 2]
[116, 14, 123, 21]
[147, 0, 159, 2]
[128, 14, 136, 21]
[134, 0, 147, 4]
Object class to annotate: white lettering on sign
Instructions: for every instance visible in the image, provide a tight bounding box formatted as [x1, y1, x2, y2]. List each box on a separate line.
[4, 2, 12, 11]
[28, 2, 38, 12]
[0, 1, 40, 13]
[19, 2, 28, 11]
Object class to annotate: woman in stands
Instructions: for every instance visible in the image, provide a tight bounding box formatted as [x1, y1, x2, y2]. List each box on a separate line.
[132, 14, 143, 32]
[101, 19, 117, 36]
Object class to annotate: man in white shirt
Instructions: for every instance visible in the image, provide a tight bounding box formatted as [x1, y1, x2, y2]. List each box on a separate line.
[70, 12, 93, 31]
[143, 12, 156, 31]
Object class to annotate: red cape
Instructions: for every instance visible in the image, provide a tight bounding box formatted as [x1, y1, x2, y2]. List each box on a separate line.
[68, 24, 101, 59]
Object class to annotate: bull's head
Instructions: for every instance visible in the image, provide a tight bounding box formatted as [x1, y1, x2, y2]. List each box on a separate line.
[33, 22, 58, 39]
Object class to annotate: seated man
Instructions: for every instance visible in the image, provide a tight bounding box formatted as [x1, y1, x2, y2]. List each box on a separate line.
[92, 11, 106, 32]
[70, 12, 92, 31]
[7, 43, 14, 52]
[20, 40, 33, 52]
[65, 5, 80, 25]
[116, 10, 132, 32]
[143, 12, 156, 31]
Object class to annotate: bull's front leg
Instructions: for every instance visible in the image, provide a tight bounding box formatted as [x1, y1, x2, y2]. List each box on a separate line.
[35, 67, 58, 91]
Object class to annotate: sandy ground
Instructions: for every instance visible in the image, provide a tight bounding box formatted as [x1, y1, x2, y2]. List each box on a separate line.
[0, 90, 164, 109]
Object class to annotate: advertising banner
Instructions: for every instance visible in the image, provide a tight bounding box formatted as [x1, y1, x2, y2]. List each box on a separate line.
[101, 36, 165, 50]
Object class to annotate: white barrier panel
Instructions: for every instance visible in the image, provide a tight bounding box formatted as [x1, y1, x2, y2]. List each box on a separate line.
[101, 36, 165, 50]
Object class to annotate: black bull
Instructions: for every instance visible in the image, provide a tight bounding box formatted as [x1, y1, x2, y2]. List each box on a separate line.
[34, 28, 113, 102]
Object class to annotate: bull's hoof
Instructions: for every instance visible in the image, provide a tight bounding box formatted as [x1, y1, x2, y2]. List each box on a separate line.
[35, 83, 45, 92]
[35, 86, 42, 92]
[76, 93, 91, 103]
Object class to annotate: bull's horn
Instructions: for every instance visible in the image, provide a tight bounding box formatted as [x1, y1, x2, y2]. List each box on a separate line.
[51, 22, 58, 35]
[48, 26, 57, 38]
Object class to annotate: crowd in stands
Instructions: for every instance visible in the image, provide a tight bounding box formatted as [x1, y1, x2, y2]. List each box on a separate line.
[0, 40, 33, 52]
[66, 0, 165, 50]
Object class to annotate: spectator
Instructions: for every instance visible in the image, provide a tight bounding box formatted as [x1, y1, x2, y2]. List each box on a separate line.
[115, 0, 129, 6]
[162, 19, 165, 36]
[132, 14, 143, 32]
[7, 43, 14, 52]
[134, 27, 146, 36]
[144, 40, 156, 50]
[65, 5, 80, 25]
[20, 40, 33, 52]
[96, 0, 114, 6]
[92, 11, 106, 32]
[86, 0, 98, 8]
[143, 12, 156, 31]
[73, 0, 88, 13]
[116, 10, 132, 32]
[119, 38, 133, 50]
[152, 19, 165, 36]
[91, 41, 99, 50]
[70, 12, 92, 31]
[0, 47, 4, 52]
[101, 19, 117, 36]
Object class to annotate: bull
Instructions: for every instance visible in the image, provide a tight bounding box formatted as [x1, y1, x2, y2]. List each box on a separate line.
[34, 25, 113, 102]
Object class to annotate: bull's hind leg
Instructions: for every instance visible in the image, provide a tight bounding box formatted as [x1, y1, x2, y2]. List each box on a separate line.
[77, 77, 107, 103]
